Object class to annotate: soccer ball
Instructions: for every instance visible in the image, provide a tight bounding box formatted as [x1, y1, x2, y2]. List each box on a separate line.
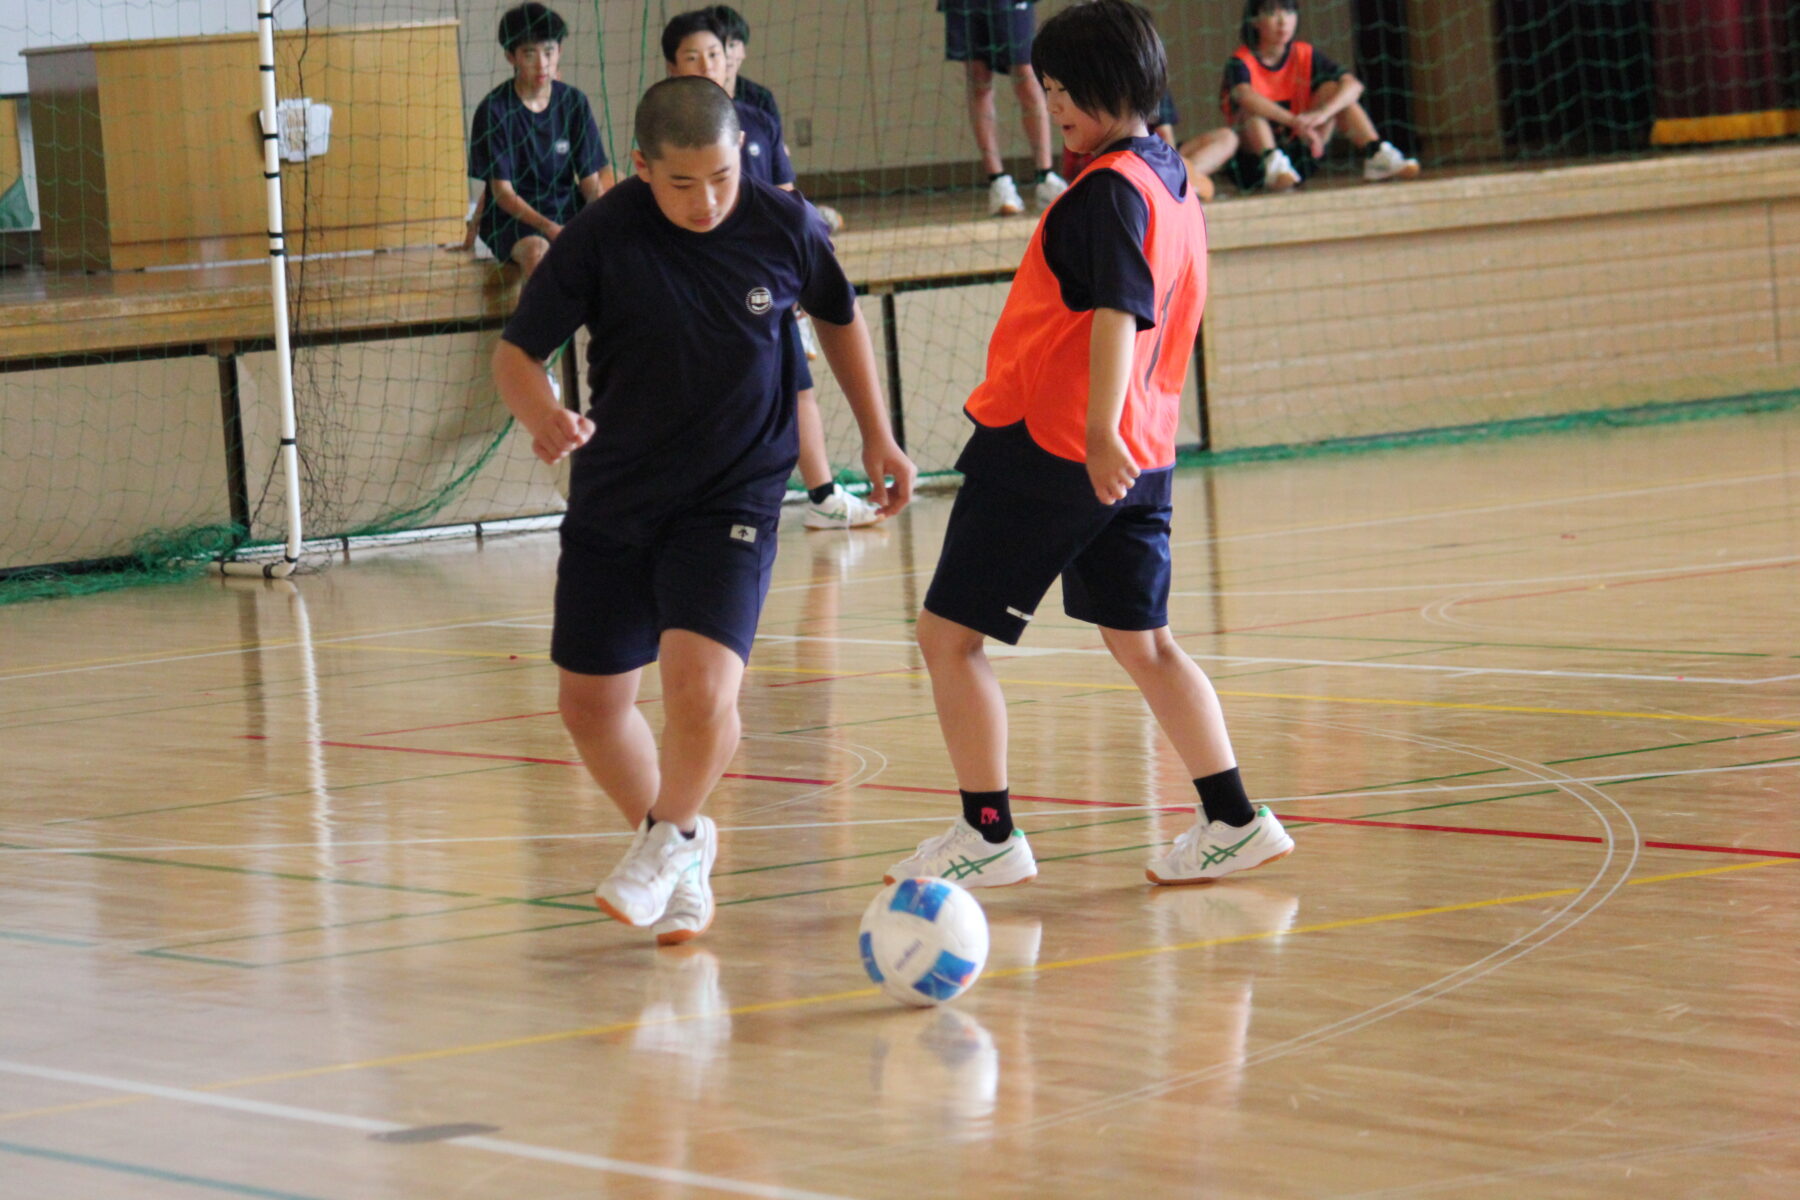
[858, 878, 989, 1007]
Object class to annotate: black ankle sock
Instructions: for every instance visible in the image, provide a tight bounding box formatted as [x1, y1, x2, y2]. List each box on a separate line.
[807, 482, 835, 505]
[987, 171, 1007, 183]
[1361, 139, 1384, 156]
[1034, 168, 1052, 183]
[1194, 767, 1255, 827]
[961, 788, 1013, 843]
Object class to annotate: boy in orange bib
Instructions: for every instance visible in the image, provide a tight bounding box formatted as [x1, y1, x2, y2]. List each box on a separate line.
[886, 0, 1294, 891]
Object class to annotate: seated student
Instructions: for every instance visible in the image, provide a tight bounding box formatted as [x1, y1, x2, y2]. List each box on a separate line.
[705, 3, 846, 235]
[665, 10, 884, 530]
[491, 76, 914, 945]
[1060, 92, 1210, 200]
[941, 0, 1067, 216]
[1181, 0, 1419, 194]
[469, 3, 614, 280]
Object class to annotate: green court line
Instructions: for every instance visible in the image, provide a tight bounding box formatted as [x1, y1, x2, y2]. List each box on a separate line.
[0, 1139, 328, 1200]
[1315, 727, 1796, 798]
[0, 843, 480, 900]
[0, 930, 96, 948]
[44, 761, 532, 825]
[152, 900, 523, 953]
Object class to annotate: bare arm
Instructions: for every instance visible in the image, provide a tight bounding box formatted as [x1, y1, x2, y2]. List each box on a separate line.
[1085, 307, 1141, 505]
[1229, 83, 1304, 132]
[1294, 73, 1364, 135]
[811, 306, 916, 516]
[491, 179, 561, 239]
[493, 339, 593, 465]
[577, 171, 607, 204]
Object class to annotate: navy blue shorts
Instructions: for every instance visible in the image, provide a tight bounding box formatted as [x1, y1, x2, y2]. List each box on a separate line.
[944, 1, 1036, 73]
[786, 313, 814, 392]
[551, 507, 780, 676]
[923, 474, 1173, 645]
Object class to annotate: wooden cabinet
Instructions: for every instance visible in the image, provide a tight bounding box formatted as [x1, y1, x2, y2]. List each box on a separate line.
[24, 20, 464, 271]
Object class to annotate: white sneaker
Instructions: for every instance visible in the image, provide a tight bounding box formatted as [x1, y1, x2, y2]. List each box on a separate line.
[1363, 141, 1421, 183]
[804, 484, 883, 529]
[1263, 148, 1300, 191]
[884, 819, 1037, 888]
[651, 816, 718, 945]
[1033, 171, 1068, 210]
[1146, 805, 1294, 885]
[987, 173, 1025, 216]
[595, 816, 714, 927]
[815, 203, 845, 234]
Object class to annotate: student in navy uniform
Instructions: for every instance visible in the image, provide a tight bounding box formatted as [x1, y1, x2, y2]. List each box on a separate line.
[492, 76, 915, 945]
[941, 0, 1067, 216]
[664, 11, 883, 531]
[468, 3, 612, 280]
[886, 0, 1295, 891]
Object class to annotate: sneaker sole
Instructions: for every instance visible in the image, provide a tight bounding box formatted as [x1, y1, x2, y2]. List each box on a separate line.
[881, 869, 1037, 887]
[803, 516, 883, 530]
[594, 894, 650, 927]
[1367, 164, 1421, 183]
[654, 912, 713, 947]
[1144, 845, 1292, 886]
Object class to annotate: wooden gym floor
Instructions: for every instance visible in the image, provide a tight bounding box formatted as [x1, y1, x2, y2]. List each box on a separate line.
[2, 411, 1797, 1199]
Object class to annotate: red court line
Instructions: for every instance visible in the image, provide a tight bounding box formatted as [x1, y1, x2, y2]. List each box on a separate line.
[363, 697, 661, 738]
[242, 737, 1800, 860]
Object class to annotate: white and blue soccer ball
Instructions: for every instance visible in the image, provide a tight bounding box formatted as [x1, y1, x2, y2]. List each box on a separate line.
[859, 878, 989, 1007]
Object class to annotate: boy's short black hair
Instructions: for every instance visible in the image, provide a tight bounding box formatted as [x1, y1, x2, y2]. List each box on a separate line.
[660, 9, 727, 64]
[635, 76, 742, 161]
[498, 3, 567, 51]
[1032, 1, 1166, 125]
[1240, 0, 1299, 49]
[705, 5, 751, 46]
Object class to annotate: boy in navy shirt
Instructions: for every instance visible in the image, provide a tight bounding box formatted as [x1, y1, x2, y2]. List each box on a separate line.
[493, 76, 914, 945]
[664, 10, 882, 531]
[941, 0, 1067, 216]
[885, 0, 1294, 891]
[468, 3, 612, 279]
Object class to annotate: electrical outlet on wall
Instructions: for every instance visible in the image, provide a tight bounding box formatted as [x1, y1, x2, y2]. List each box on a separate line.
[791, 116, 813, 147]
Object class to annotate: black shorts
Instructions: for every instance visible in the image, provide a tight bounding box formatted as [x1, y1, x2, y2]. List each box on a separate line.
[923, 474, 1173, 645]
[944, 1, 1036, 73]
[551, 506, 780, 676]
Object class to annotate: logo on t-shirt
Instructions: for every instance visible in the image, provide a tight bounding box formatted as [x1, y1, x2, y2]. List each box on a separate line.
[747, 141, 763, 158]
[746, 287, 773, 315]
[730, 525, 758, 543]
[554, 138, 570, 156]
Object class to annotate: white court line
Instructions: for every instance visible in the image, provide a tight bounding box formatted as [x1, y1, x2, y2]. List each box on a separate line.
[4, 758, 1793, 857]
[750, 633, 1800, 685]
[0, 1061, 855, 1200]
[1171, 467, 1800, 549]
[1168, 553, 1800, 596]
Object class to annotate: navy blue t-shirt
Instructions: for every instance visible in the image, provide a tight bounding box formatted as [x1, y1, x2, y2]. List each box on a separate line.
[736, 101, 794, 188]
[503, 176, 856, 539]
[958, 135, 1192, 507]
[735, 76, 781, 124]
[470, 81, 607, 241]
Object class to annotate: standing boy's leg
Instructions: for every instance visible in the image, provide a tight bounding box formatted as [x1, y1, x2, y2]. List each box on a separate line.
[1097, 626, 1235, 779]
[965, 60, 1004, 176]
[647, 628, 745, 829]
[916, 610, 1008, 793]
[560, 665, 658, 826]
[1009, 66, 1053, 176]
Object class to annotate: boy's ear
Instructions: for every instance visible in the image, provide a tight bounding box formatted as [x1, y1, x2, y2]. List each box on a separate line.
[632, 148, 651, 180]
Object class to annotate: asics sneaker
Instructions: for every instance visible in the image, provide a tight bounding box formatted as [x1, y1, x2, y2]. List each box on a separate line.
[1033, 171, 1068, 210]
[988, 173, 1025, 216]
[1363, 141, 1421, 183]
[651, 816, 718, 946]
[804, 484, 883, 529]
[595, 816, 714, 928]
[1263, 148, 1301, 191]
[1146, 806, 1294, 885]
[884, 819, 1037, 888]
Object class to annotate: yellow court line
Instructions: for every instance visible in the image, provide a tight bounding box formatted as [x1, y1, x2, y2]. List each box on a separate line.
[1, 857, 1789, 1128]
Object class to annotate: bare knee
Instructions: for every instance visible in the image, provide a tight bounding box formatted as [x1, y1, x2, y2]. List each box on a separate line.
[917, 610, 986, 668]
[514, 236, 549, 276]
[559, 672, 635, 737]
[1101, 626, 1183, 675]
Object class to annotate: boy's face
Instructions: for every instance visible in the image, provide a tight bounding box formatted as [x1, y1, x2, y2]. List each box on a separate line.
[633, 136, 742, 233]
[1041, 75, 1123, 157]
[506, 39, 561, 89]
[668, 31, 728, 89]
[724, 36, 747, 75]
[1251, 5, 1299, 49]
